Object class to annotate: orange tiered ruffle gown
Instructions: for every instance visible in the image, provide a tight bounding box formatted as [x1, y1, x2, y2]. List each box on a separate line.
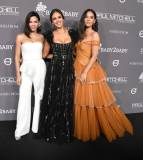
[74, 40, 133, 142]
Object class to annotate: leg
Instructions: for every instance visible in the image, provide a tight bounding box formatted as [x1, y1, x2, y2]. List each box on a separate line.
[31, 89, 41, 133]
[32, 65, 46, 133]
[15, 73, 32, 138]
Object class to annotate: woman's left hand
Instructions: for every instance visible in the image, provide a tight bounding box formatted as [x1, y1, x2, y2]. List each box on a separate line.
[80, 71, 87, 83]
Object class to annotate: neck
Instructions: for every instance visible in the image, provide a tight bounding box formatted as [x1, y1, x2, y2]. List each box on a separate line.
[56, 26, 66, 33]
[85, 27, 93, 34]
[29, 32, 37, 39]
[30, 32, 37, 35]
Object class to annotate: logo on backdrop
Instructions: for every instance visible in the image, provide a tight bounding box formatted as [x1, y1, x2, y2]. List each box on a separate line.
[119, 0, 126, 3]
[3, 58, 12, 66]
[0, 92, 19, 96]
[0, 6, 19, 16]
[109, 29, 128, 35]
[140, 48, 143, 55]
[130, 88, 138, 95]
[36, 2, 48, 17]
[112, 90, 122, 94]
[0, 108, 16, 114]
[129, 61, 143, 66]
[132, 102, 143, 109]
[101, 47, 128, 54]
[112, 59, 120, 67]
[36, 1, 79, 18]
[138, 72, 143, 83]
[0, 44, 14, 50]
[139, 30, 143, 38]
[0, 76, 16, 85]
[137, 0, 143, 4]
[97, 12, 135, 24]
[107, 76, 128, 84]
[0, 24, 19, 29]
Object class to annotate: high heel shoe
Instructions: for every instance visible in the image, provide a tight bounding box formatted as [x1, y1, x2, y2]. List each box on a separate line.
[15, 136, 21, 141]
[46, 136, 57, 143]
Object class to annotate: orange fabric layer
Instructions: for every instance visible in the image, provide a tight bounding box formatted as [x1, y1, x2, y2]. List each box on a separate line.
[74, 105, 133, 142]
[74, 40, 133, 142]
[74, 60, 116, 107]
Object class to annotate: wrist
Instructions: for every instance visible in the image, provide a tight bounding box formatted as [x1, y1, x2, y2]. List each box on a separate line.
[83, 69, 88, 74]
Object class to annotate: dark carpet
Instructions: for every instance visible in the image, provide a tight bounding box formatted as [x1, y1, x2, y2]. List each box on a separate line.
[0, 113, 143, 160]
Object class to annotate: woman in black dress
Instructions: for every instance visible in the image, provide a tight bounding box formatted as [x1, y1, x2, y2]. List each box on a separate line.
[38, 9, 78, 143]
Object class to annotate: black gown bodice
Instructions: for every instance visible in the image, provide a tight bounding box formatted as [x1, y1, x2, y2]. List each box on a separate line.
[39, 29, 78, 143]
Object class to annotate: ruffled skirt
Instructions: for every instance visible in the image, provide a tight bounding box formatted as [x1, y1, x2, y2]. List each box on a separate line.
[74, 60, 133, 142]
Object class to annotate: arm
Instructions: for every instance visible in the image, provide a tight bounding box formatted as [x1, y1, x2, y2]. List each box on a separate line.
[42, 39, 50, 58]
[42, 31, 54, 59]
[80, 32, 100, 82]
[15, 34, 22, 86]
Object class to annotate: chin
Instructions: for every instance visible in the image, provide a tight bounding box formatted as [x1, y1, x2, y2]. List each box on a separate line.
[56, 26, 63, 29]
[85, 25, 92, 28]
[31, 29, 37, 32]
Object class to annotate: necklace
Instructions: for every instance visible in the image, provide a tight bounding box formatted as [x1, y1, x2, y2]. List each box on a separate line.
[30, 33, 37, 42]
[31, 38, 35, 42]
[30, 37, 36, 42]
[54, 28, 71, 43]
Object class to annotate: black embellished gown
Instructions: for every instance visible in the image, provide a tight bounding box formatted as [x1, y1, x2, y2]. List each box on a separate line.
[39, 30, 77, 142]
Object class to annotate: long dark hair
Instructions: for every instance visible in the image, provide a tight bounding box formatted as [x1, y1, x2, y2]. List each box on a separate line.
[79, 9, 98, 40]
[50, 8, 65, 23]
[24, 11, 41, 37]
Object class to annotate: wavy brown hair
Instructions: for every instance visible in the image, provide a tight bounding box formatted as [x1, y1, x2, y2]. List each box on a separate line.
[79, 9, 98, 40]
[24, 11, 41, 37]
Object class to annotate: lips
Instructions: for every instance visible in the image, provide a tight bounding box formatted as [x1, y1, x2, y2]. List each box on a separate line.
[56, 22, 62, 25]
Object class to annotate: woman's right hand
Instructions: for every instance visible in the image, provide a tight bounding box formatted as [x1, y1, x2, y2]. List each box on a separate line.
[16, 75, 21, 86]
[47, 54, 53, 59]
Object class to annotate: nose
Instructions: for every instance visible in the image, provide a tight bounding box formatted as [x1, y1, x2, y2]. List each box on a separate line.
[86, 18, 91, 21]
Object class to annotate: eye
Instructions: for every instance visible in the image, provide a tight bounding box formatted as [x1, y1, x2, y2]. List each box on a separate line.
[58, 16, 62, 19]
[52, 17, 57, 21]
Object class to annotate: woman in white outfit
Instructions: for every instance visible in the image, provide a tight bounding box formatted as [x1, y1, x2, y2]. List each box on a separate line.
[15, 11, 49, 140]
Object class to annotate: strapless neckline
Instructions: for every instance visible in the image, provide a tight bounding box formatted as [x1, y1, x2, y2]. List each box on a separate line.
[22, 41, 43, 46]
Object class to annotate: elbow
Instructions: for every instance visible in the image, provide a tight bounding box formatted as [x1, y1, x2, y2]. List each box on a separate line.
[92, 56, 97, 62]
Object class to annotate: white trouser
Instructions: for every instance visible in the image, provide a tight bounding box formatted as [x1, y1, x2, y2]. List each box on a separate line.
[15, 59, 46, 137]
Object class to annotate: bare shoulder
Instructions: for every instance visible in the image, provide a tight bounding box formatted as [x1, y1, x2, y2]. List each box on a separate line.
[39, 33, 44, 38]
[92, 31, 100, 42]
[38, 33, 44, 42]
[16, 33, 25, 43]
[38, 33, 44, 39]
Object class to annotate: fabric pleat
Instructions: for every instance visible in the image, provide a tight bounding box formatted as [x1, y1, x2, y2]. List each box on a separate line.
[74, 40, 133, 142]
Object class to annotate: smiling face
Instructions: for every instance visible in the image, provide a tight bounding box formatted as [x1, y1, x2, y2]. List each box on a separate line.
[84, 11, 96, 28]
[28, 16, 40, 32]
[51, 11, 64, 29]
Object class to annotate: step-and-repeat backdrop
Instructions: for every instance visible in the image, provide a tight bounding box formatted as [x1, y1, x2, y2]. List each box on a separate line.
[0, 0, 143, 120]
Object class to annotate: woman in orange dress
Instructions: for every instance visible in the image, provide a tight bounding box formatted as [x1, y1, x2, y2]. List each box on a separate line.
[74, 9, 133, 142]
